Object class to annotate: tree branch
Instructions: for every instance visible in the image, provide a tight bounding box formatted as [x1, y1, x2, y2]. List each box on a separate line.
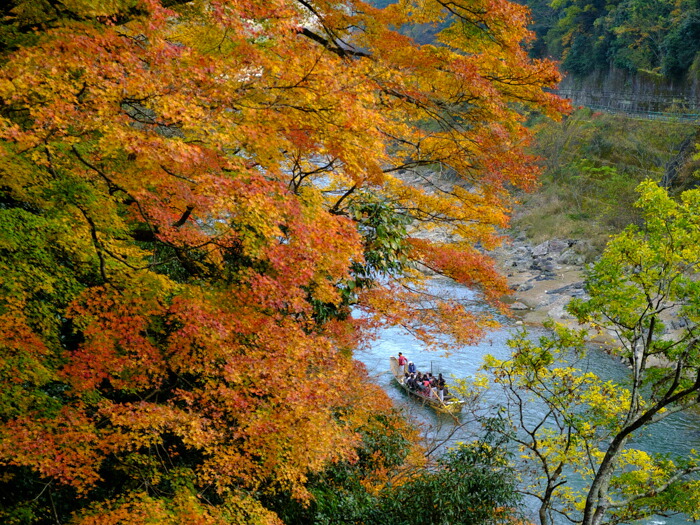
[172, 205, 194, 228]
[298, 27, 369, 59]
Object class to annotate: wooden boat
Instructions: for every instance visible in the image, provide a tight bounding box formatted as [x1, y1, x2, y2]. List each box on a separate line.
[389, 356, 465, 414]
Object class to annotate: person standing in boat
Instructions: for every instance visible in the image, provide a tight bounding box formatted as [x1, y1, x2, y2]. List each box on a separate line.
[397, 352, 408, 373]
[407, 361, 416, 374]
[437, 373, 446, 402]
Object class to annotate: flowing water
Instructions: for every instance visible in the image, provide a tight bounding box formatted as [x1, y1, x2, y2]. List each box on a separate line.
[356, 279, 700, 525]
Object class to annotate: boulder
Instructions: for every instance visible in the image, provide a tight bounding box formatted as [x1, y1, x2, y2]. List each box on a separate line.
[510, 301, 530, 310]
[531, 241, 550, 257]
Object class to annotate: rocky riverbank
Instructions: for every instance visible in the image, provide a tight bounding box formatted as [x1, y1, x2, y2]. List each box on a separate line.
[492, 234, 591, 326]
[492, 235, 681, 364]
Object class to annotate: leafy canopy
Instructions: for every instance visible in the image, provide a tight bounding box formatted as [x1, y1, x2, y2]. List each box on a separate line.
[0, 0, 563, 522]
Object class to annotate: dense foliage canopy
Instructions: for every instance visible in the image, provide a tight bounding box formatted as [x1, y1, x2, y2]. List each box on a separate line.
[0, 0, 563, 522]
[522, 0, 700, 79]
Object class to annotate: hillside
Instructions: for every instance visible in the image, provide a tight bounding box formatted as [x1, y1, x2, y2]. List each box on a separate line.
[514, 109, 696, 253]
[521, 0, 700, 82]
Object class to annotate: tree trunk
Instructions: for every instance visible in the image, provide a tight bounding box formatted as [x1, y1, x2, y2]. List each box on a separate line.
[581, 433, 629, 525]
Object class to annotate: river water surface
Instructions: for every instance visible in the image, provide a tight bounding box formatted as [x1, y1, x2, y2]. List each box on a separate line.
[356, 279, 700, 525]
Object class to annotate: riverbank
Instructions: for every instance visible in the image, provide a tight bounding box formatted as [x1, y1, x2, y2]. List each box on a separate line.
[491, 235, 682, 365]
[492, 235, 590, 326]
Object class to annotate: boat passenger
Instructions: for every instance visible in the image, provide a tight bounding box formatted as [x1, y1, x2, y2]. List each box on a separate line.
[406, 373, 416, 390]
[413, 373, 423, 391]
[407, 361, 416, 374]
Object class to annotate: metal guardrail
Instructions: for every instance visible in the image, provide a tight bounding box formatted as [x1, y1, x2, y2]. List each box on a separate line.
[582, 104, 700, 122]
[554, 90, 700, 122]
[557, 88, 699, 102]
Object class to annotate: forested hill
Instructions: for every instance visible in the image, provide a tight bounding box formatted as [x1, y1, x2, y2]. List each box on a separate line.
[370, 0, 700, 84]
[520, 0, 700, 81]
[368, 0, 700, 111]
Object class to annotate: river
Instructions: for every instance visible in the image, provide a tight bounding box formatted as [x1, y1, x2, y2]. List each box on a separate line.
[356, 278, 700, 525]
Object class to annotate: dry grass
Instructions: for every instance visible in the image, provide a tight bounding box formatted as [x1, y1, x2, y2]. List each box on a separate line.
[509, 110, 694, 259]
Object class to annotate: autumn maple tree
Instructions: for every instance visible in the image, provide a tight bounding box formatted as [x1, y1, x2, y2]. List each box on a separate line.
[0, 0, 564, 522]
